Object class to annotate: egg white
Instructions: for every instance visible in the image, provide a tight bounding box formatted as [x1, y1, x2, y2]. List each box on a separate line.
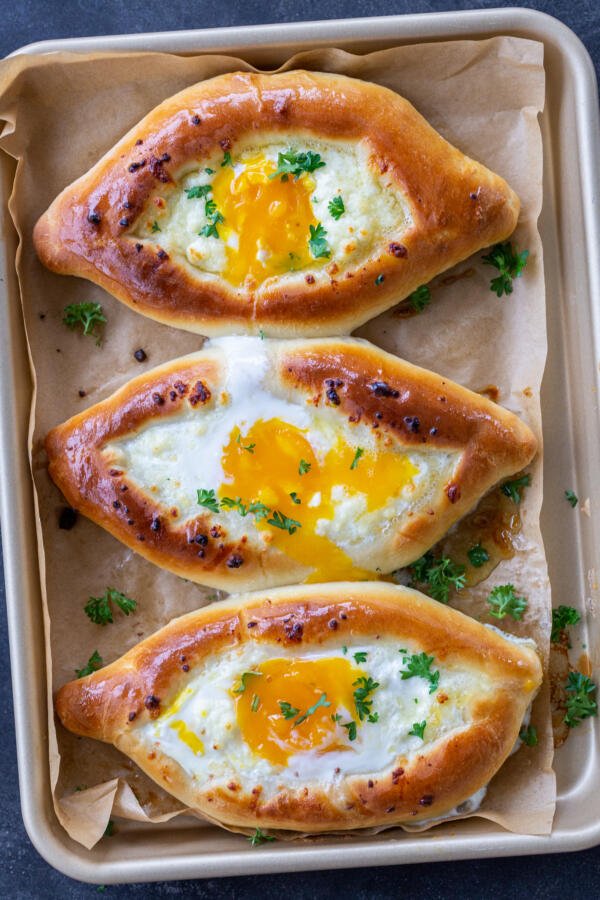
[103, 337, 459, 571]
[138, 136, 412, 284]
[136, 637, 495, 798]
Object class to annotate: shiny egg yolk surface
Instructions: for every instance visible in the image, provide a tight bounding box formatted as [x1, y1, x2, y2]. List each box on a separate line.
[234, 657, 365, 766]
[210, 154, 323, 286]
[219, 417, 419, 581]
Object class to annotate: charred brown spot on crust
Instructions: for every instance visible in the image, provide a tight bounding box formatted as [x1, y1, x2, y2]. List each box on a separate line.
[328, 618, 338, 630]
[169, 390, 177, 401]
[367, 780, 374, 788]
[305, 274, 315, 284]
[135, 139, 143, 146]
[189, 381, 211, 406]
[128, 160, 146, 173]
[191, 114, 201, 125]
[404, 416, 420, 433]
[446, 483, 461, 503]
[157, 249, 169, 261]
[391, 767, 405, 784]
[182, 663, 190, 672]
[119, 217, 130, 227]
[247, 621, 257, 628]
[419, 794, 434, 807]
[226, 555, 243, 569]
[149, 155, 172, 183]
[220, 138, 232, 151]
[174, 380, 188, 396]
[144, 695, 160, 717]
[152, 392, 165, 406]
[227, 782, 239, 792]
[151, 517, 161, 532]
[135, 242, 143, 252]
[128, 711, 137, 722]
[326, 387, 340, 405]
[369, 381, 399, 399]
[134, 348, 147, 362]
[386, 806, 396, 813]
[87, 211, 101, 225]
[389, 242, 408, 258]
[284, 618, 304, 642]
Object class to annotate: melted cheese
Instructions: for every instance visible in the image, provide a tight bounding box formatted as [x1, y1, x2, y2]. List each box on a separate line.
[137, 138, 412, 287]
[104, 337, 459, 581]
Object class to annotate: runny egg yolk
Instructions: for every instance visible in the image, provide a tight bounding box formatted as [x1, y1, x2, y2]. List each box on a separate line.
[234, 657, 364, 766]
[210, 153, 325, 286]
[219, 417, 419, 582]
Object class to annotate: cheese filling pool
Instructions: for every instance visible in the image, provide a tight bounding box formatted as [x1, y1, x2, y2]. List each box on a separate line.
[136, 138, 412, 287]
[137, 638, 534, 796]
[103, 338, 459, 581]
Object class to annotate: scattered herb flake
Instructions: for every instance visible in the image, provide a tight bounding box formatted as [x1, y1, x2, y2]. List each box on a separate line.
[270, 149, 326, 182]
[409, 552, 466, 604]
[328, 195, 345, 219]
[342, 720, 357, 741]
[400, 652, 440, 694]
[289, 492, 301, 505]
[251, 693, 260, 712]
[233, 671, 262, 694]
[197, 488, 220, 513]
[205, 167, 215, 175]
[267, 510, 301, 534]
[185, 185, 211, 199]
[279, 701, 300, 719]
[564, 671, 598, 728]
[84, 588, 137, 625]
[236, 433, 255, 454]
[248, 828, 275, 847]
[353, 651, 368, 664]
[294, 693, 330, 726]
[487, 584, 528, 620]
[467, 544, 490, 568]
[519, 724, 538, 746]
[308, 222, 330, 259]
[350, 447, 364, 470]
[408, 720, 426, 739]
[63, 302, 106, 344]
[409, 285, 431, 313]
[482, 242, 529, 297]
[353, 676, 379, 721]
[221, 151, 233, 167]
[565, 490, 579, 508]
[75, 650, 103, 679]
[151, 220, 161, 232]
[551, 605, 581, 643]
[299, 459, 311, 475]
[500, 474, 531, 504]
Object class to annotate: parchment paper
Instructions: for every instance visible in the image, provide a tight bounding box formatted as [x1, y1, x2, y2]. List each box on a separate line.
[0, 36, 553, 850]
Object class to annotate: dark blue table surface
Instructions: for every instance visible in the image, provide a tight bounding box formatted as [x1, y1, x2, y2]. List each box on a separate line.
[2, 2, 600, 896]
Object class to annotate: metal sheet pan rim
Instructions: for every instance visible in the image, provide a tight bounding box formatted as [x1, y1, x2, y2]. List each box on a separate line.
[2, 6, 600, 883]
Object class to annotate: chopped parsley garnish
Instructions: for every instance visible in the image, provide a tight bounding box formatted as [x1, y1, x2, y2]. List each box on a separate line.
[408, 720, 426, 739]
[500, 474, 531, 504]
[565, 490, 578, 508]
[270, 149, 326, 182]
[247, 501, 271, 521]
[551, 605, 581, 643]
[375, 274, 385, 286]
[299, 458, 311, 475]
[204, 198, 218, 217]
[279, 701, 300, 719]
[353, 651, 368, 664]
[221, 151, 233, 167]
[467, 544, 490, 568]
[197, 488, 221, 513]
[342, 645, 348, 655]
[308, 222, 330, 259]
[519, 724, 538, 746]
[151, 220, 161, 232]
[250, 694, 260, 712]
[487, 584, 527, 620]
[294, 693, 330, 726]
[341, 720, 357, 741]
[353, 676, 379, 721]
[185, 184, 211, 199]
[248, 828, 275, 847]
[289, 492, 301, 504]
[564, 671, 598, 728]
[75, 650, 103, 679]
[400, 652, 440, 694]
[267, 510, 301, 534]
[482, 241, 529, 297]
[409, 285, 431, 313]
[63, 302, 106, 344]
[233, 671, 262, 694]
[236, 433, 255, 454]
[199, 208, 224, 239]
[328, 195, 345, 219]
[409, 552, 466, 604]
[350, 447, 364, 470]
[84, 588, 137, 625]
[258, 329, 266, 340]
[204, 167, 215, 175]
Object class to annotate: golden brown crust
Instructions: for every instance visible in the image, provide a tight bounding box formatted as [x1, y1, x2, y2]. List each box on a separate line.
[45, 337, 537, 591]
[55, 582, 542, 831]
[33, 70, 520, 336]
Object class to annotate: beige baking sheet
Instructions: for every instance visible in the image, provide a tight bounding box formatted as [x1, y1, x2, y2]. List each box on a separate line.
[0, 36, 553, 850]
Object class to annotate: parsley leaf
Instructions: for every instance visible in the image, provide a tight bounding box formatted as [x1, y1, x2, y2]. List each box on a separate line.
[308, 222, 330, 259]
[267, 510, 301, 534]
[289, 492, 301, 505]
[519, 724, 538, 746]
[551, 605, 581, 643]
[251, 694, 260, 712]
[294, 693, 330, 726]
[236, 433, 255, 454]
[467, 544, 490, 568]
[487, 584, 528, 620]
[258, 329, 266, 340]
[408, 720, 426, 739]
[197, 488, 220, 513]
[328, 196, 345, 219]
[63, 302, 107, 343]
[342, 720, 357, 741]
[84, 588, 137, 625]
[353, 676, 379, 721]
[482, 242, 529, 297]
[501, 474, 531, 504]
[409, 285, 431, 313]
[221, 497, 250, 516]
[248, 828, 275, 847]
[221, 151, 232, 167]
[270, 149, 326, 182]
[75, 650, 103, 678]
[247, 501, 271, 522]
[279, 701, 300, 719]
[233, 671, 262, 694]
[299, 459, 311, 475]
[350, 447, 364, 470]
[564, 671, 598, 728]
[353, 651, 368, 664]
[204, 167, 215, 175]
[151, 220, 161, 232]
[409, 552, 466, 604]
[185, 185, 211, 199]
[400, 652, 440, 694]
[565, 490, 578, 508]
